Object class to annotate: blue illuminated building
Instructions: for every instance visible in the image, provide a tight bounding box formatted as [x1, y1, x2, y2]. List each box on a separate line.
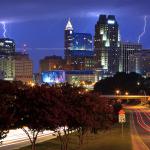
[64, 19, 94, 70]
[41, 70, 66, 84]
[41, 70, 96, 85]
[72, 33, 92, 51]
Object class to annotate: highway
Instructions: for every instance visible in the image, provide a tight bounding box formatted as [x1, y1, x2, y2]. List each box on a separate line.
[0, 129, 56, 150]
[127, 106, 150, 150]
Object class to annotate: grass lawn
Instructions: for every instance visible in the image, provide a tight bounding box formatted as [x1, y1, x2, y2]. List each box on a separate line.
[19, 115, 132, 150]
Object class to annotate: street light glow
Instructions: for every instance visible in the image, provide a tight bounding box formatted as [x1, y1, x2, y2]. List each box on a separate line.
[116, 90, 120, 95]
[125, 92, 129, 96]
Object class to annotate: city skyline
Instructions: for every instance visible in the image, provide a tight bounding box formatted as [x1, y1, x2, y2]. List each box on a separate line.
[0, 0, 150, 71]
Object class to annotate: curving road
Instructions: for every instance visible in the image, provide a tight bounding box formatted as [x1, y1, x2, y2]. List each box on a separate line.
[127, 106, 150, 150]
[0, 129, 56, 150]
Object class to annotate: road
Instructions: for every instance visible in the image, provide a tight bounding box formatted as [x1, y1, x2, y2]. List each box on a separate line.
[126, 106, 150, 150]
[0, 129, 56, 150]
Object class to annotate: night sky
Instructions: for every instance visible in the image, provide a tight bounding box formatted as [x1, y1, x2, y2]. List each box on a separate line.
[0, 0, 150, 72]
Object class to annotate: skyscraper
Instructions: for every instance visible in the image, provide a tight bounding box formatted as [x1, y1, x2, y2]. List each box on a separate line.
[64, 19, 74, 65]
[0, 38, 15, 56]
[0, 38, 16, 81]
[94, 15, 120, 75]
[120, 42, 142, 73]
[129, 50, 150, 75]
[40, 55, 64, 73]
[64, 19, 94, 70]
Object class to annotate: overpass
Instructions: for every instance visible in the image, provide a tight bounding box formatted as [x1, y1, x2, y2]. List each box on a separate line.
[100, 95, 150, 101]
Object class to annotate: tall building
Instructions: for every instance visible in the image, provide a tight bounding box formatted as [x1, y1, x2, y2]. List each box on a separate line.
[0, 38, 15, 55]
[72, 33, 92, 51]
[0, 56, 15, 81]
[120, 42, 142, 73]
[64, 19, 74, 65]
[129, 50, 150, 75]
[40, 55, 64, 73]
[94, 15, 120, 74]
[14, 52, 33, 83]
[0, 38, 16, 81]
[68, 50, 94, 70]
[64, 19, 94, 70]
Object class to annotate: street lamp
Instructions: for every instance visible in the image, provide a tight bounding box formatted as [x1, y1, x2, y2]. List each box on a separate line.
[115, 90, 121, 102]
[125, 92, 129, 103]
[116, 90, 120, 95]
[137, 82, 140, 86]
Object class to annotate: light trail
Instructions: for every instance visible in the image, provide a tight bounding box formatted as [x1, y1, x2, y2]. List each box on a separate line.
[0, 128, 53, 146]
[135, 110, 150, 132]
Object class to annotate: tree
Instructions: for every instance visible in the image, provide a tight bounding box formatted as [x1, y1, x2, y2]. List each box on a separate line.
[52, 84, 80, 150]
[53, 83, 114, 150]
[0, 81, 17, 142]
[0, 96, 15, 142]
[74, 92, 113, 147]
[94, 72, 144, 95]
[15, 85, 57, 150]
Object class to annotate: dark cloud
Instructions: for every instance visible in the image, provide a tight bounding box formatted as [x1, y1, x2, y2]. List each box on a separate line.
[0, 0, 149, 22]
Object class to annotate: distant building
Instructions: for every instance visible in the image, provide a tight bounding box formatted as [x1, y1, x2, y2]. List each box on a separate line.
[41, 70, 97, 89]
[14, 52, 33, 83]
[0, 56, 15, 81]
[69, 50, 94, 70]
[0, 38, 15, 56]
[64, 19, 74, 65]
[129, 50, 150, 75]
[41, 70, 66, 84]
[66, 70, 97, 86]
[120, 42, 142, 73]
[40, 55, 64, 73]
[94, 15, 121, 74]
[64, 19, 94, 70]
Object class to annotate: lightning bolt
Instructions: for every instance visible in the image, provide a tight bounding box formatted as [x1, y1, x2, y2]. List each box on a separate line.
[1, 22, 7, 38]
[138, 16, 147, 44]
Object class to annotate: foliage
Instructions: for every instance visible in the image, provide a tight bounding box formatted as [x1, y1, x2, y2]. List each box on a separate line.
[0, 80, 17, 142]
[0, 81, 116, 150]
[94, 72, 145, 95]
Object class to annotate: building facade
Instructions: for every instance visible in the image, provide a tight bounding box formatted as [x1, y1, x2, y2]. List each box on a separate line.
[64, 19, 74, 65]
[120, 42, 142, 73]
[64, 19, 94, 70]
[14, 52, 33, 83]
[94, 15, 121, 75]
[0, 56, 15, 81]
[0, 38, 15, 56]
[40, 55, 64, 73]
[129, 50, 150, 75]
[41, 70, 97, 89]
[68, 50, 94, 70]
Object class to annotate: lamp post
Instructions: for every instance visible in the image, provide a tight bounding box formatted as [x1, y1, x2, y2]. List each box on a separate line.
[116, 90, 120, 102]
[125, 92, 129, 103]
